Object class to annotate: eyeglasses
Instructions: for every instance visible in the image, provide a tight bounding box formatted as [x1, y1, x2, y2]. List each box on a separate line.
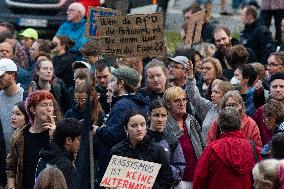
[168, 64, 184, 70]
[225, 103, 239, 108]
[173, 98, 187, 105]
[202, 66, 212, 71]
[74, 98, 87, 103]
[0, 49, 12, 53]
[266, 63, 284, 67]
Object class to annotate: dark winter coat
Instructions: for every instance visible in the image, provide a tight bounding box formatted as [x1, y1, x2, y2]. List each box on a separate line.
[240, 20, 276, 64]
[148, 130, 186, 186]
[36, 142, 78, 189]
[95, 93, 149, 180]
[111, 137, 174, 189]
[52, 52, 77, 89]
[65, 99, 105, 188]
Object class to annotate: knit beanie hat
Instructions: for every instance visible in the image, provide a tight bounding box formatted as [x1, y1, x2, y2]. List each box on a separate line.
[270, 72, 284, 84]
[112, 67, 139, 88]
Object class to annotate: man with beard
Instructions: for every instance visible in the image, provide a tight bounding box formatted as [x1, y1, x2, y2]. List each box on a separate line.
[92, 67, 149, 185]
[213, 27, 237, 70]
[0, 58, 23, 152]
[213, 26, 257, 72]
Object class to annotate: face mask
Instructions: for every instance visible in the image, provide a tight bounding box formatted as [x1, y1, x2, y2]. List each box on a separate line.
[230, 76, 240, 85]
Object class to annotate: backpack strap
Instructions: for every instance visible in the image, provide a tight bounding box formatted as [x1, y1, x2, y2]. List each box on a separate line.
[250, 140, 259, 163]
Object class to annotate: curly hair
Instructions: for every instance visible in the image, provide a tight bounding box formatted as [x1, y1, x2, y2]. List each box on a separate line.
[264, 99, 284, 124]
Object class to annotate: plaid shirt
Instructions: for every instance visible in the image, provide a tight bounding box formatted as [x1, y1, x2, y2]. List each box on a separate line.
[14, 41, 28, 69]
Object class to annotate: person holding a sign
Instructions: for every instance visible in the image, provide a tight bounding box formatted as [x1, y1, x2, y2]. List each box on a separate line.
[148, 99, 186, 187]
[111, 111, 174, 188]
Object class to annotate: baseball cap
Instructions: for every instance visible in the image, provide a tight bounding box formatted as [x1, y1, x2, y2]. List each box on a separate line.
[19, 28, 38, 40]
[168, 56, 189, 68]
[112, 67, 139, 88]
[72, 61, 92, 70]
[0, 58, 17, 76]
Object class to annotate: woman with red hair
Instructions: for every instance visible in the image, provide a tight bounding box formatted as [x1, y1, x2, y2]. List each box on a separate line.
[6, 90, 62, 189]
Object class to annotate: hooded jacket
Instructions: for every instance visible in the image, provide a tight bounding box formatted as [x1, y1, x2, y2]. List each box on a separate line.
[95, 93, 149, 181]
[193, 131, 260, 189]
[36, 142, 78, 189]
[207, 114, 262, 147]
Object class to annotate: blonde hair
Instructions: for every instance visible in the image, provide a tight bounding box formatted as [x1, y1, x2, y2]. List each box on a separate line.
[203, 57, 223, 78]
[34, 165, 68, 189]
[251, 62, 265, 81]
[163, 86, 186, 109]
[252, 159, 279, 189]
[218, 81, 234, 94]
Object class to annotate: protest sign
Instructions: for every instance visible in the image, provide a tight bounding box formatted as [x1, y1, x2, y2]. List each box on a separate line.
[100, 155, 161, 189]
[97, 13, 166, 57]
[86, 7, 121, 37]
[184, 9, 205, 45]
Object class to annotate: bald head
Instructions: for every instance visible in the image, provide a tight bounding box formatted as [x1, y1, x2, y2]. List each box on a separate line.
[0, 41, 13, 59]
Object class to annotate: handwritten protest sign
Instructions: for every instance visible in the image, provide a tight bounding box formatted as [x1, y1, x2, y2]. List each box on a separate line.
[97, 13, 166, 57]
[86, 7, 121, 37]
[184, 9, 205, 45]
[100, 155, 161, 189]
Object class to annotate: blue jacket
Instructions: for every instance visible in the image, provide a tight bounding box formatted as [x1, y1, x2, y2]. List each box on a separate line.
[148, 130, 186, 186]
[56, 18, 88, 52]
[95, 93, 149, 181]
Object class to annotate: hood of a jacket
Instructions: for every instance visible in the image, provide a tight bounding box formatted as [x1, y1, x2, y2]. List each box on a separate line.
[211, 131, 255, 175]
[123, 93, 150, 107]
[39, 142, 74, 163]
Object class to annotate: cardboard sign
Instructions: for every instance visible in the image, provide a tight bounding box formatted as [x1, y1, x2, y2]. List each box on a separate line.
[184, 9, 205, 45]
[97, 13, 166, 57]
[86, 7, 121, 37]
[100, 155, 161, 189]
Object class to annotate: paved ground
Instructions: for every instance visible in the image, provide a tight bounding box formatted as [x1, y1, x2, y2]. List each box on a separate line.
[164, 0, 261, 33]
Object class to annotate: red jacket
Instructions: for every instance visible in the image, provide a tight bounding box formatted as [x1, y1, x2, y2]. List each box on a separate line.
[206, 114, 262, 147]
[251, 106, 273, 145]
[193, 131, 261, 189]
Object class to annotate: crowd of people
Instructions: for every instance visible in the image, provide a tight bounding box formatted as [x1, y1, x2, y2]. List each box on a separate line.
[0, 1, 284, 189]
